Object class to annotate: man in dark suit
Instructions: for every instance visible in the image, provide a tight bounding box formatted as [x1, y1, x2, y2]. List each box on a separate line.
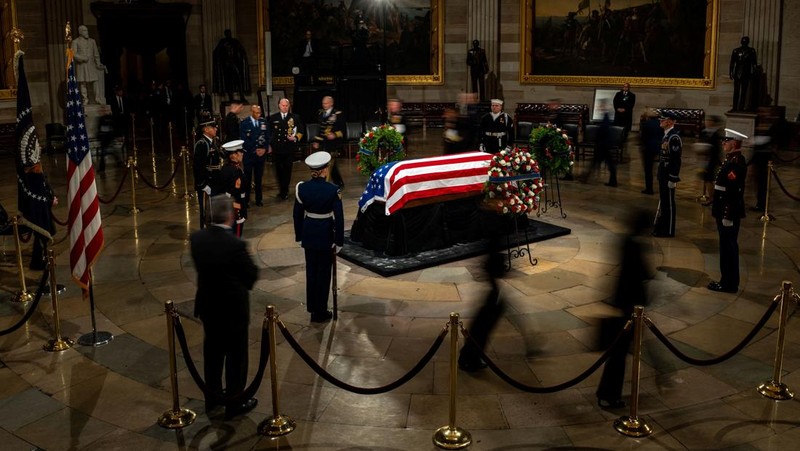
[240, 104, 269, 206]
[311, 96, 346, 188]
[110, 85, 132, 144]
[194, 84, 213, 123]
[269, 98, 304, 200]
[293, 152, 344, 323]
[223, 99, 244, 143]
[191, 194, 258, 419]
[612, 82, 636, 137]
[297, 29, 321, 76]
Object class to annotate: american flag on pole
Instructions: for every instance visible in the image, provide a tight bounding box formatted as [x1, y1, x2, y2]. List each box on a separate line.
[358, 152, 493, 215]
[66, 49, 103, 292]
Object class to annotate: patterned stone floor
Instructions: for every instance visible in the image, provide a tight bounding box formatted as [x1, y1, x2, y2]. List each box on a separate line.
[1, 129, 800, 450]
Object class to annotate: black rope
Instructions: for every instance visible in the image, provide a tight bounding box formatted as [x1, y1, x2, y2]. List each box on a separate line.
[463, 319, 632, 393]
[0, 270, 50, 336]
[18, 231, 32, 243]
[278, 319, 448, 394]
[134, 158, 181, 191]
[50, 208, 68, 226]
[770, 167, 800, 202]
[645, 300, 778, 366]
[172, 314, 270, 405]
[98, 170, 130, 205]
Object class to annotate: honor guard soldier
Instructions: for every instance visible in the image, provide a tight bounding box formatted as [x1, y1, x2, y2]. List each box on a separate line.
[293, 151, 344, 323]
[479, 99, 514, 153]
[312, 96, 346, 188]
[240, 104, 269, 206]
[193, 115, 223, 228]
[269, 98, 304, 200]
[653, 111, 682, 237]
[707, 129, 748, 293]
[220, 139, 249, 237]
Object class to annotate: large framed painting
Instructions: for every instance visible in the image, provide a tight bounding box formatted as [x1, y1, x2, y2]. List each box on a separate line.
[520, 0, 719, 88]
[258, 0, 443, 87]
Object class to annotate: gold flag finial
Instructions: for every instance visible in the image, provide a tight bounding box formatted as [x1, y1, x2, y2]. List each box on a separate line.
[65, 21, 72, 47]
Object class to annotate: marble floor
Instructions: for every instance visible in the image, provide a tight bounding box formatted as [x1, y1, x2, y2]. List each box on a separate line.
[1, 129, 800, 450]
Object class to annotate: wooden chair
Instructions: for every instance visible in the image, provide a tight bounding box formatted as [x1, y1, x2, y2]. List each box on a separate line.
[345, 121, 364, 158]
[514, 121, 534, 149]
[578, 124, 599, 161]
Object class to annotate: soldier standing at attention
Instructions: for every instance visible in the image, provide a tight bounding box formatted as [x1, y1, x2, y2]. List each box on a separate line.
[652, 112, 682, 238]
[220, 139, 249, 237]
[240, 104, 269, 207]
[193, 115, 223, 228]
[269, 98, 304, 200]
[479, 99, 514, 154]
[293, 152, 344, 323]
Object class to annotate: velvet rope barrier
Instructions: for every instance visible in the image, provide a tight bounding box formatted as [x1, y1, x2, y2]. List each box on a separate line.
[172, 314, 270, 406]
[50, 208, 68, 227]
[770, 167, 800, 202]
[645, 299, 778, 366]
[277, 319, 448, 395]
[134, 158, 181, 191]
[462, 319, 632, 393]
[98, 170, 130, 205]
[0, 269, 50, 336]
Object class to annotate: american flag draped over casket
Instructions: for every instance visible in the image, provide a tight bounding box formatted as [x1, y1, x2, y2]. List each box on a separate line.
[358, 151, 493, 216]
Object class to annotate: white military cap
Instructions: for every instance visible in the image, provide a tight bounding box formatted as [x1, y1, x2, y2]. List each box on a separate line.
[723, 128, 748, 140]
[490, 99, 504, 105]
[222, 139, 245, 152]
[305, 151, 331, 169]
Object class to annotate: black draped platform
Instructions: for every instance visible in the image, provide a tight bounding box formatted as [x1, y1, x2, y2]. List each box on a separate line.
[340, 196, 571, 277]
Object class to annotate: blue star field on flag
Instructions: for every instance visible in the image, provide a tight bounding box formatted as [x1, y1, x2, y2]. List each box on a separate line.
[66, 61, 90, 166]
[357, 161, 400, 212]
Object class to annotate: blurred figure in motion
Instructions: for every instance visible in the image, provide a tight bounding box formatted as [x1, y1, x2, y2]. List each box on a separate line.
[596, 208, 652, 409]
[697, 115, 724, 205]
[458, 210, 510, 372]
[578, 98, 616, 187]
[639, 108, 663, 195]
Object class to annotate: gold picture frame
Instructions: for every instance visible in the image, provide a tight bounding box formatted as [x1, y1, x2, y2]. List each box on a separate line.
[0, 0, 21, 99]
[519, 0, 719, 88]
[257, 0, 444, 87]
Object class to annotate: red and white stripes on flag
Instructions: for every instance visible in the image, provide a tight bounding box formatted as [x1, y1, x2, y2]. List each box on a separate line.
[65, 49, 103, 292]
[359, 152, 493, 216]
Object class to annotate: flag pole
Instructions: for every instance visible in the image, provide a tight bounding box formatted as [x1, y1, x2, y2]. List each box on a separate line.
[77, 270, 113, 346]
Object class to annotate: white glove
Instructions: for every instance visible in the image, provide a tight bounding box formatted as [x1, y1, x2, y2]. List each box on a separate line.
[236, 217, 246, 224]
[722, 219, 733, 227]
[334, 244, 342, 254]
[479, 143, 486, 152]
[202, 185, 211, 195]
[667, 181, 677, 189]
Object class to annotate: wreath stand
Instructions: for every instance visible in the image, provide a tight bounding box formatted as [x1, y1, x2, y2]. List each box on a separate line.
[537, 168, 567, 219]
[503, 214, 538, 271]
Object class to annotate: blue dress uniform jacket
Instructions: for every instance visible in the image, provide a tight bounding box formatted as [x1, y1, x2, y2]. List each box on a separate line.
[293, 177, 344, 315]
[654, 127, 682, 236]
[270, 112, 304, 198]
[193, 135, 223, 228]
[479, 112, 514, 153]
[313, 108, 346, 187]
[220, 161, 248, 236]
[240, 116, 269, 204]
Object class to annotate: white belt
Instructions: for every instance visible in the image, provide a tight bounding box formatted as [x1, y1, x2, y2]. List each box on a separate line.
[714, 184, 726, 192]
[485, 132, 506, 137]
[305, 212, 333, 219]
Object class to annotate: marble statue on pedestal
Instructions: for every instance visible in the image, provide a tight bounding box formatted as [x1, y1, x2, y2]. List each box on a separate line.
[72, 25, 107, 105]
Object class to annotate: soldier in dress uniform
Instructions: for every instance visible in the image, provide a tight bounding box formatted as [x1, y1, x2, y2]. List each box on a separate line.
[293, 152, 344, 323]
[652, 112, 682, 238]
[311, 96, 346, 188]
[707, 129, 748, 293]
[479, 99, 514, 153]
[223, 99, 244, 142]
[193, 115, 224, 228]
[240, 105, 269, 207]
[269, 98, 304, 200]
[220, 139, 249, 237]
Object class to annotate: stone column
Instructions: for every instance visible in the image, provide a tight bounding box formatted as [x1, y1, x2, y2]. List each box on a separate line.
[202, 0, 237, 106]
[467, 0, 498, 98]
[742, 0, 783, 105]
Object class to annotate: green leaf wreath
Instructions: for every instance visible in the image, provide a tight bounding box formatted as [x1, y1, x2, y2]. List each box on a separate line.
[356, 124, 406, 176]
[529, 124, 575, 175]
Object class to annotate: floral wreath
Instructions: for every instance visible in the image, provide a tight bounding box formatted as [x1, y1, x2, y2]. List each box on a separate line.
[529, 124, 575, 175]
[483, 147, 544, 216]
[356, 124, 406, 175]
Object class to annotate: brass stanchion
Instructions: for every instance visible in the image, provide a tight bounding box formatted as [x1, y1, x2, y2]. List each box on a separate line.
[43, 250, 74, 352]
[158, 300, 197, 428]
[127, 157, 142, 214]
[149, 117, 156, 156]
[181, 146, 193, 199]
[168, 122, 177, 196]
[761, 161, 774, 223]
[757, 281, 795, 400]
[258, 305, 296, 436]
[433, 313, 471, 449]
[168, 121, 174, 160]
[130, 114, 138, 168]
[614, 305, 652, 437]
[10, 217, 33, 303]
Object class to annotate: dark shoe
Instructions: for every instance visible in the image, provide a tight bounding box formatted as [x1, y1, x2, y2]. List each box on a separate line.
[29, 260, 46, 271]
[225, 398, 258, 420]
[604, 182, 617, 187]
[598, 398, 626, 409]
[310, 310, 333, 323]
[255, 201, 263, 207]
[641, 189, 654, 195]
[707, 281, 737, 293]
[282, 194, 289, 200]
[750, 206, 765, 212]
[458, 359, 488, 372]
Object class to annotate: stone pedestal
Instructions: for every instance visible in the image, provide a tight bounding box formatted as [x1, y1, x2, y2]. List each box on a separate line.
[725, 111, 757, 139]
[84, 103, 111, 150]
